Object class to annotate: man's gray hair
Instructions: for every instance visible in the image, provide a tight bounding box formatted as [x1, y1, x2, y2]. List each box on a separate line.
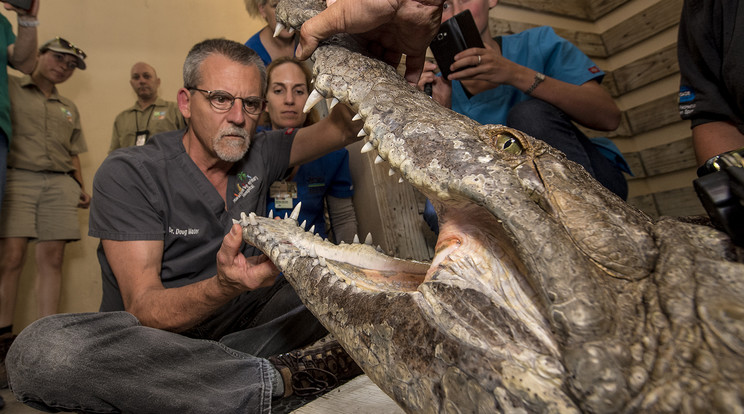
[183, 38, 266, 96]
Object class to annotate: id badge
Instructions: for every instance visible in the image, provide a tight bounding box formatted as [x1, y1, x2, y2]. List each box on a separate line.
[135, 130, 150, 146]
[270, 181, 297, 209]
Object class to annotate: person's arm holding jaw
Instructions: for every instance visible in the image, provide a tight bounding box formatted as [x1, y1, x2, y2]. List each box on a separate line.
[289, 103, 363, 166]
[4, 0, 39, 74]
[102, 225, 279, 332]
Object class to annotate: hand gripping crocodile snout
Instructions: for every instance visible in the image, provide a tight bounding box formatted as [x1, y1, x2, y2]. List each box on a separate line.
[238, 1, 744, 412]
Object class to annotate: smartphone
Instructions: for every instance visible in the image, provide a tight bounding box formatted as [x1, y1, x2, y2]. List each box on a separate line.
[429, 10, 485, 78]
[3, 0, 33, 11]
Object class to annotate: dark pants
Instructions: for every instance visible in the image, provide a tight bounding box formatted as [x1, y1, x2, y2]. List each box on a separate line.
[506, 99, 628, 200]
[6, 277, 326, 413]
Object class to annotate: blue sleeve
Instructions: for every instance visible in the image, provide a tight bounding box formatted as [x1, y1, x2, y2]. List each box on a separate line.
[325, 149, 354, 199]
[530, 26, 604, 85]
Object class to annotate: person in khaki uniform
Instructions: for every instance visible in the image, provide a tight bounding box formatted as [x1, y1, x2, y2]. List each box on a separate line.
[109, 62, 186, 152]
[0, 37, 88, 350]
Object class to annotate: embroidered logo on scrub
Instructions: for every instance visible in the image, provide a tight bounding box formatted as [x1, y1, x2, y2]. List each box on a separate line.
[233, 171, 259, 203]
[60, 107, 73, 123]
[153, 110, 167, 120]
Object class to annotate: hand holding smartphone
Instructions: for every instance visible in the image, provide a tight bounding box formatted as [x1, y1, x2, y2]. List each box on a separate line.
[2, 0, 33, 12]
[429, 10, 485, 78]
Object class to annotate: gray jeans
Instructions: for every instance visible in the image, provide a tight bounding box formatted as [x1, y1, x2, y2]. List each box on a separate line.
[5, 278, 326, 413]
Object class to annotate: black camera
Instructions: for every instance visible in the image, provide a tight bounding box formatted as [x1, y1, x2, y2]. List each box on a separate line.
[429, 10, 484, 79]
[694, 146, 744, 246]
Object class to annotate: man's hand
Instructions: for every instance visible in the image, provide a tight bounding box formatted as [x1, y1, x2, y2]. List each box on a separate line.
[216, 223, 279, 292]
[416, 60, 452, 108]
[78, 190, 91, 209]
[2, 0, 39, 17]
[296, 0, 444, 84]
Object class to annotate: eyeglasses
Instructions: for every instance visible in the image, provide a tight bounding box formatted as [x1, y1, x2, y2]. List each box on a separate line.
[190, 88, 266, 115]
[55, 37, 87, 59]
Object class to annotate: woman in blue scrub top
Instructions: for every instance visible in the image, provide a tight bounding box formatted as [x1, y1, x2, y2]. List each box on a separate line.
[261, 57, 359, 244]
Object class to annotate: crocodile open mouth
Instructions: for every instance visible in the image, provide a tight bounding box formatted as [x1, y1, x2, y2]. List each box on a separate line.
[239, 197, 556, 353]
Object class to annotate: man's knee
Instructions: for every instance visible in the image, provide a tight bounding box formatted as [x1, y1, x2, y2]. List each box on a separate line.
[506, 99, 565, 137]
[6, 312, 136, 389]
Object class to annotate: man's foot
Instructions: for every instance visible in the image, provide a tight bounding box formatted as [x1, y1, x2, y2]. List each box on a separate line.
[268, 335, 363, 397]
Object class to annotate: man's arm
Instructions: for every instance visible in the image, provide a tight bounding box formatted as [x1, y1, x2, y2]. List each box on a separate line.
[70, 154, 90, 208]
[103, 224, 279, 332]
[289, 103, 363, 167]
[692, 121, 744, 166]
[4, 0, 39, 74]
[448, 47, 621, 131]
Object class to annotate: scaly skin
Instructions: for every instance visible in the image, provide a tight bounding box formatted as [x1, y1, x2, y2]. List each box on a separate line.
[239, 2, 744, 412]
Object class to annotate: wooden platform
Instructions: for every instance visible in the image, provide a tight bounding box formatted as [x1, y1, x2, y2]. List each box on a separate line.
[292, 375, 404, 414]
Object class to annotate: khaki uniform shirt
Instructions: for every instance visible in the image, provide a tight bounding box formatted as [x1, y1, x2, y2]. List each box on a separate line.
[109, 98, 186, 152]
[7, 75, 88, 172]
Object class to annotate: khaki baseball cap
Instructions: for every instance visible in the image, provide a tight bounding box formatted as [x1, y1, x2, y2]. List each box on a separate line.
[39, 37, 87, 70]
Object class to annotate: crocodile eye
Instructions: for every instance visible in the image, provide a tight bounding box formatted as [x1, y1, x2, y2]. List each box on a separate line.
[495, 133, 523, 155]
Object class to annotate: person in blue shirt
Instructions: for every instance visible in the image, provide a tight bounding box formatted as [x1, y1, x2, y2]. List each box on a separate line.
[261, 57, 358, 243]
[243, 0, 297, 66]
[417, 0, 628, 202]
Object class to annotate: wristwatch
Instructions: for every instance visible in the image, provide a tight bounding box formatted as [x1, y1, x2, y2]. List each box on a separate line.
[525, 72, 545, 95]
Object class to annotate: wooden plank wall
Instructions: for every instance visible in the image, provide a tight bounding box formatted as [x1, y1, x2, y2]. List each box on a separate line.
[491, 0, 703, 218]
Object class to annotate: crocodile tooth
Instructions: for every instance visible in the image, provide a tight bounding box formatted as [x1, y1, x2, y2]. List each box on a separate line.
[309, 244, 317, 258]
[268, 210, 274, 219]
[287, 27, 295, 34]
[388, 168, 395, 176]
[248, 212, 258, 226]
[353, 234, 360, 244]
[232, 218, 239, 225]
[364, 233, 373, 245]
[309, 224, 316, 234]
[273, 22, 285, 38]
[375, 155, 384, 164]
[352, 113, 362, 121]
[290, 202, 302, 221]
[376, 245, 383, 252]
[357, 128, 367, 137]
[360, 142, 374, 153]
[300, 220, 307, 230]
[398, 177, 404, 183]
[319, 257, 327, 267]
[303, 89, 324, 113]
[284, 213, 289, 219]
[330, 97, 339, 109]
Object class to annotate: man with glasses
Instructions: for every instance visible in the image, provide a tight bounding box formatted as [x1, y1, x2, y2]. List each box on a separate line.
[6, 38, 363, 413]
[0, 36, 88, 392]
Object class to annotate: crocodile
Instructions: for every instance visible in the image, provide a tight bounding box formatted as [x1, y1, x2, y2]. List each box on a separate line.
[238, 1, 744, 412]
